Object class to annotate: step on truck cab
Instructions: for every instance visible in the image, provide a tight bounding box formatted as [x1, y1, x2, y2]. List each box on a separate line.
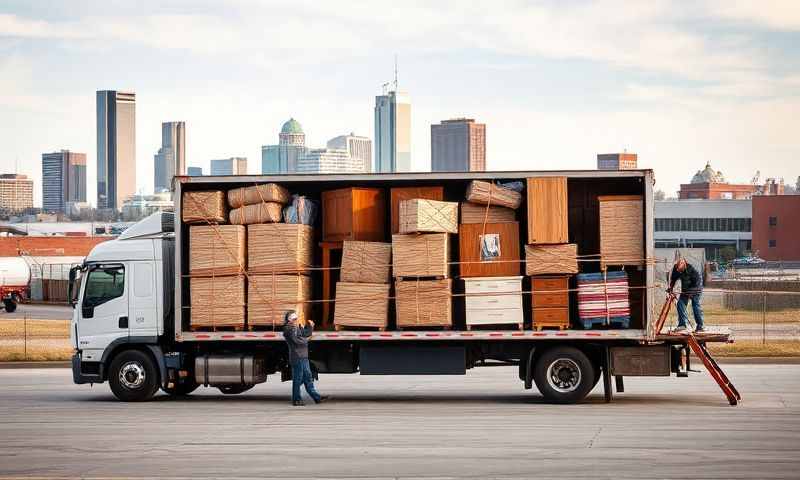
[69, 170, 735, 404]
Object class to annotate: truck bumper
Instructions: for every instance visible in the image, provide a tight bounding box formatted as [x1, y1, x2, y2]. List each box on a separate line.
[71, 353, 103, 385]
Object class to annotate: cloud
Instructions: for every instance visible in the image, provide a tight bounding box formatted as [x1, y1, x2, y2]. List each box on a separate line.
[703, 0, 800, 31]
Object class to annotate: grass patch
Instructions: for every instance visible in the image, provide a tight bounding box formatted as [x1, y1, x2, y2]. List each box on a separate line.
[0, 319, 72, 361]
[708, 340, 800, 357]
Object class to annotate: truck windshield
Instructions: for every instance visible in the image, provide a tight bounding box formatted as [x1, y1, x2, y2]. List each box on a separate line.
[83, 265, 125, 308]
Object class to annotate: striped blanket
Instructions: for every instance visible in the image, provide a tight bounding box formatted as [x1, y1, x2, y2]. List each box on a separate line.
[577, 271, 630, 324]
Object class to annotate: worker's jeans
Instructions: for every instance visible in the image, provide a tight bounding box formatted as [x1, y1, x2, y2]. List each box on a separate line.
[291, 358, 321, 403]
[676, 292, 704, 329]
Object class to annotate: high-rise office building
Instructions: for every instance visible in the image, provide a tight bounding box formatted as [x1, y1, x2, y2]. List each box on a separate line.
[327, 133, 372, 172]
[597, 153, 637, 170]
[262, 118, 308, 174]
[42, 150, 87, 212]
[296, 148, 365, 173]
[187, 166, 203, 176]
[154, 121, 186, 192]
[97, 90, 136, 209]
[374, 91, 411, 172]
[0, 174, 34, 212]
[210, 157, 247, 176]
[431, 118, 486, 172]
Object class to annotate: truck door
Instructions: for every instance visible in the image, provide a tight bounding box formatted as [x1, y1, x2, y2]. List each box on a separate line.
[77, 263, 128, 359]
[128, 261, 158, 338]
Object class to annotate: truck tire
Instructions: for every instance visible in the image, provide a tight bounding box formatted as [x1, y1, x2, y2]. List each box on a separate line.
[3, 299, 16, 313]
[533, 346, 596, 404]
[218, 385, 254, 395]
[108, 350, 160, 402]
[162, 380, 199, 396]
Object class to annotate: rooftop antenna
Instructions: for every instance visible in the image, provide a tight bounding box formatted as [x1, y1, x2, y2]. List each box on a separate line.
[393, 54, 398, 91]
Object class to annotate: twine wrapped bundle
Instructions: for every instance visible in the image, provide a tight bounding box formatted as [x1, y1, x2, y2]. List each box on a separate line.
[398, 199, 458, 234]
[248, 224, 313, 274]
[395, 278, 452, 328]
[190, 275, 245, 329]
[340, 241, 392, 284]
[182, 190, 227, 224]
[460, 202, 516, 224]
[525, 243, 579, 275]
[392, 233, 449, 278]
[227, 183, 290, 208]
[333, 282, 390, 329]
[247, 274, 311, 328]
[229, 202, 283, 225]
[599, 195, 644, 267]
[189, 225, 245, 275]
[465, 180, 522, 210]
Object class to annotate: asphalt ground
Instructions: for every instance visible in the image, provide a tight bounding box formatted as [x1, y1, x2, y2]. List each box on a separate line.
[0, 364, 798, 479]
[0, 303, 72, 320]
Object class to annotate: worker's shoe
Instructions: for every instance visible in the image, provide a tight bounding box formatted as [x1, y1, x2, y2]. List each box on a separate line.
[292, 400, 305, 406]
[673, 325, 689, 333]
[314, 395, 330, 404]
[694, 326, 706, 333]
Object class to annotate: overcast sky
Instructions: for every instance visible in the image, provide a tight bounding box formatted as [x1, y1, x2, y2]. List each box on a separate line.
[1, 0, 798, 207]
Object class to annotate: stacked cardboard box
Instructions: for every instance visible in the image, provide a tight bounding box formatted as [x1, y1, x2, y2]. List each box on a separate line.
[335, 241, 392, 330]
[598, 195, 644, 267]
[182, 190, 227, 224]
[395, 278, 452, 328]
[248, 274, 312, 329]
[398, 199, 458, 234]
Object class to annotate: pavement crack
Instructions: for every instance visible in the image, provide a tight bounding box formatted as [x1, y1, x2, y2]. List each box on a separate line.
[586, 426, 602, 448]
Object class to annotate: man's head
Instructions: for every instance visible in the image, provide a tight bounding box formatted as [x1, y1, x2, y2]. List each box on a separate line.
[284, 310, 298, 325]
[675, 258, 687, 272]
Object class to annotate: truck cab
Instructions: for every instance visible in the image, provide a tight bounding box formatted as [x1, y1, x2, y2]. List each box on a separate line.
[70, 213, 175, 400]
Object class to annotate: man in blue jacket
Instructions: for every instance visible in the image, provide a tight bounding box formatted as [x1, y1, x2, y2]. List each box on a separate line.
[668, 258, 705, 332]
[283, 311, 328, 406]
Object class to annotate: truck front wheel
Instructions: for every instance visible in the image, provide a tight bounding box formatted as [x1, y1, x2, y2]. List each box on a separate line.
[533, 346, 596, 404]
[109, 350, 159, 401]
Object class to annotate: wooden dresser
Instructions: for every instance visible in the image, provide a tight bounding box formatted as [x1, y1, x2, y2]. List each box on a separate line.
[463, 276, 524, 330]
[531, 275, 570, 330]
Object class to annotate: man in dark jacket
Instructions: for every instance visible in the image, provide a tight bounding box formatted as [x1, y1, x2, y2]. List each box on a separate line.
[668, 258, 705, 332]
[283, 311, 327, 406]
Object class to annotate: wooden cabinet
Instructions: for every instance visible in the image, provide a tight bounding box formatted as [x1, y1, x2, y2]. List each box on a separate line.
[390, 186, 444, 234]
[531, 275, 570, 330]
[527, 177, 568, 244]
[459, 222, 521, 277]
[463, 276, 523, 330]
[321, 187, 386, 242]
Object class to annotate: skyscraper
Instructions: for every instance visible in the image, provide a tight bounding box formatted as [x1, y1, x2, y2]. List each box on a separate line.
[431, 118, 486, 172]
[96, 90, 136, 209]
[42, 150, 87, 212]
[0, 174, 34, 212]
[261, 118, 308, 174]
[154, 121, 186, 192]
[296, 148, 364, 174]
[210, 157, 247, 175]
[374, 91, 411, 172]
[327, 133, 373, 172]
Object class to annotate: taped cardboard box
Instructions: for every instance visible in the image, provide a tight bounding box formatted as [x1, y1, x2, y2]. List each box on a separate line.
[248, 224, 313, 274]
[182, 190, 227, 224]
[392, 233, 449, 278]
[333, 282, 390, 329]
[190, 275, 245, 329]
[465, 180, 522, 210]
[247, 274, 311, 328]
[189, 225, 245, 275]
[398, 199, 458, 234]
[460, 202, 516, 224]
[230, 202, 283, 225]
[390, 186, 444, 234]
[525, 243, 579, 276]
[228, 183, 290, 208]
[340, 241, 392, 284]
[395, 278, 452, 328]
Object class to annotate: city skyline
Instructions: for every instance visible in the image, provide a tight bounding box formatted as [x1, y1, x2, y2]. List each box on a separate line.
[153, 121, 185, 192]
[1, 1, 798, 206]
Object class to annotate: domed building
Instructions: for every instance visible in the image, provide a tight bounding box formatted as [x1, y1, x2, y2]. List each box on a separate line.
[261, 118, 308, 174]
[679, 162, 757, 200]
[691, 162, 726, 184]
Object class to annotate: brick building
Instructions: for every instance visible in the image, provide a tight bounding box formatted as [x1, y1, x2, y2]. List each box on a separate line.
[751, 195, 800, 261]
[679, 162, 785, 200]
[597, 152, 637, 170]
[0, 174, 34, 212]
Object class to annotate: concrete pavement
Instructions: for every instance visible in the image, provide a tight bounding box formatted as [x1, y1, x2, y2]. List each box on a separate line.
[0, 303, 72, 320]
[0, 364, 798, 479]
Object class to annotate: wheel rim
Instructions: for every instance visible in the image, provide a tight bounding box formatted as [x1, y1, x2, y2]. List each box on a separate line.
[546, 358, 582, 393]
[119, 361, 146, 389]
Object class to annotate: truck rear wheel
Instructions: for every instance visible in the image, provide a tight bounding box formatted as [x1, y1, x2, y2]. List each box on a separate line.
[109, 350, 159, 402]
[533, 346, 596, 404]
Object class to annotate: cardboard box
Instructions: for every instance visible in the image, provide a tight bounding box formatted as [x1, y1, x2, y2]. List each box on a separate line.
[465, 180, 522, 209]
[395, 278, 452, 328]
[398, 199, 458, 234]
[392, 233, 449, 278]
[599, 195, 644, 266]
[460, 202, 516, 224]
[189, 225, 245, 275]
[248, 224, 313, 274]
[333, 282, 390, 329]
[190, 275, 245, 329]
[182, 190, 227, 224]
[229, 202, 283, 225]
[247, 274, 311, 328]
[525, 243, 579, 276]
[390, 186, 444, 234]
[458, 222, 521, 277]
[340, 241, 392, 284]
[227, 183, 290, 208]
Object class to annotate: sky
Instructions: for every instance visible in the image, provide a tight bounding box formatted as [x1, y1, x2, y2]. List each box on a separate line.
[1, 0, 798, 207]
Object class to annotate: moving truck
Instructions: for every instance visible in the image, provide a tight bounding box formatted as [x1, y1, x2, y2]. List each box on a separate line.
[68, 170, 736, 404]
